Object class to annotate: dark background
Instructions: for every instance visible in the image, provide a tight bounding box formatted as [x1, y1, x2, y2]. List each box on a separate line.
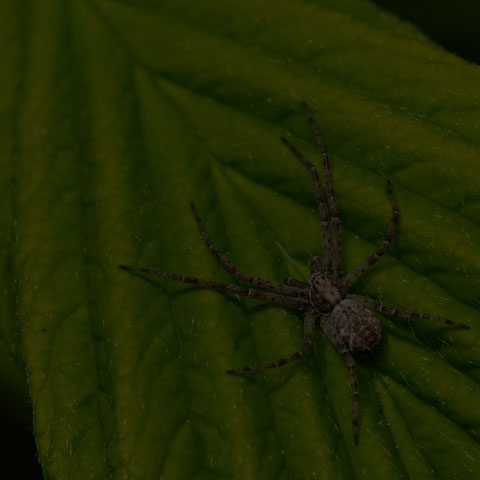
[374, 0, 480, 64]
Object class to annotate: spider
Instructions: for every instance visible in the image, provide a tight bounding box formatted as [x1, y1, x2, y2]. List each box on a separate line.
[119, 101, 468, 444]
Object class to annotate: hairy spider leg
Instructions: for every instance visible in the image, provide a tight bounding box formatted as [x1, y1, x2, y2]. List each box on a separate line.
[281, 137, 332, 274]
[345, 180, 400, 287]
[284, 276, 308, 288]
[226, 311, 316, 374]
[189, 202, 304, 297]
[348, 294, 469, 329]
[118, 265, 309, 310]
[336, 345, 359, 445]
[302, 101, 343, 277]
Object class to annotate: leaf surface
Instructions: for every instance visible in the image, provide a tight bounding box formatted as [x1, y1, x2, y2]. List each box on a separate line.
[1, 0, 480, 478]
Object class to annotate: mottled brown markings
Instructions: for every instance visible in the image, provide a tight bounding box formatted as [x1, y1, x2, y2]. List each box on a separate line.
[226, 312, 316, 374]
[345, 180, 400, 287]
[189, 201, 304, 298]
[281, 137, 332, 273]
[118, 265, 310, 310]
[301, 100, 342, 276]
[285, 276, 308, 289]
[119, 102, 469, 445]
[349, 294, 468, 329]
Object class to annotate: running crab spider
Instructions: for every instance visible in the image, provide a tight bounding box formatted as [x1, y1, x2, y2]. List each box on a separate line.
[119, 101, 468, 444]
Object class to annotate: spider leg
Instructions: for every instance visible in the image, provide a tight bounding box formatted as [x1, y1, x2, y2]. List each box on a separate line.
[349, 294, 469, 329]
[226, 311, 315, 374]
[190, 202, 303, 297]
[311, 255, 322, 273]
[302, 101, 342, 276]
[336, 345, 359, 445]
[281, 136, 332, 274]
[118, 265, 310, 310]
[345, 180, 400, 287]
[284, 276, 308, 288]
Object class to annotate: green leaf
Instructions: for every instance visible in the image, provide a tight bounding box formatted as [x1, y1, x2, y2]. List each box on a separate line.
[1, 0, 480, 478]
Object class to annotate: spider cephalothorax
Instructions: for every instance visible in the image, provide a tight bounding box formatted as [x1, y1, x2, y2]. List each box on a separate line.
[119, 101, 468, 444]
[307, 273, 347, 313]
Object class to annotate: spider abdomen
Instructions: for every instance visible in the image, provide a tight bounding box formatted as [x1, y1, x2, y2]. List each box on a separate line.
[322, 299, 381, 353]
